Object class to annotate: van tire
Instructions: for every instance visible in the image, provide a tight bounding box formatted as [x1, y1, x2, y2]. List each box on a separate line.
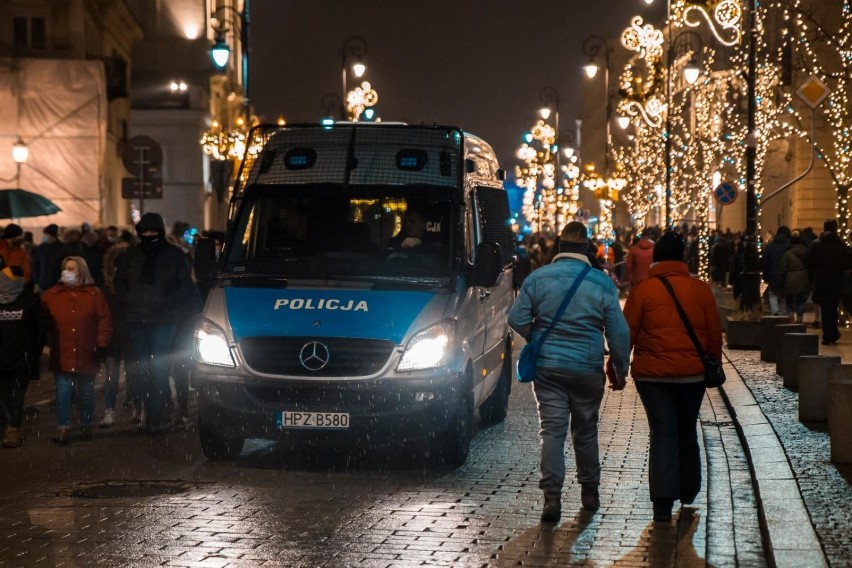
[439, 379, 474, 466]
[199, 418, 244, 461]
[480, 341, 512, 424]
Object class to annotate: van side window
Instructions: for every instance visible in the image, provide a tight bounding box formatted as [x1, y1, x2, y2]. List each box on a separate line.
[475, 187, 514, 267]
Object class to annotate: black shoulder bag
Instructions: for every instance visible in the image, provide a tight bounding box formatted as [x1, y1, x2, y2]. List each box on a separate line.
[657, 276, 726, 388]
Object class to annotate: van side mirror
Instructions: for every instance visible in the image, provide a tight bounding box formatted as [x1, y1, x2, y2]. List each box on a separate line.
[193, 237, 218, 281]
[471, 242, 502, 287]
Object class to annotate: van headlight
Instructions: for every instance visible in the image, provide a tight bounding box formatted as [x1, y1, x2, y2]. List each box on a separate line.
[397, 321, 455, 372]
[194, 319, 236, 368]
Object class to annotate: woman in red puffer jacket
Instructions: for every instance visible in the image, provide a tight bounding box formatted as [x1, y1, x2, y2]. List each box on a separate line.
[41, 256, 112, 444]
[622, 232, 722, 522]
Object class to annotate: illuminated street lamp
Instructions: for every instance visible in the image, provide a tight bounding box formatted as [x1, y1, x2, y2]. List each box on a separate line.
[582, 35, 613, 171]
[12, 137, 28, 187]
[341, 36, 368, 120]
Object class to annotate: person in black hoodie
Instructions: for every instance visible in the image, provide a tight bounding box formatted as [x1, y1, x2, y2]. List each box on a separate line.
[115, 213, 199, 433]
[805, 219, 850, 345]
[0, 255, 40, 448]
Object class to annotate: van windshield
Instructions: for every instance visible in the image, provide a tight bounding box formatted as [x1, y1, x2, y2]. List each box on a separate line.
[224, 185, 455, 285]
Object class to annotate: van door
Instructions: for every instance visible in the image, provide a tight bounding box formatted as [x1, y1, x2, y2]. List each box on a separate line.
[473, 186, 516, 380]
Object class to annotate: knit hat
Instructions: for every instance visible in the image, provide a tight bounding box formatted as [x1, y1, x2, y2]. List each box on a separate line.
[653, 231, 686, 262]
[43, 224, 59, 238]
[1, 223, 22, 239]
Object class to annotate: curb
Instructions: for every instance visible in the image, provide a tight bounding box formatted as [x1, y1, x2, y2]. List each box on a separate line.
[718, 352, 828, 568]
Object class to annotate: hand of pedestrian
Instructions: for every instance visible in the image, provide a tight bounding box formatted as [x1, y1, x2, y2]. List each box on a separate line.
[606, 358, 626, 391]
[96, 347, 109, 362]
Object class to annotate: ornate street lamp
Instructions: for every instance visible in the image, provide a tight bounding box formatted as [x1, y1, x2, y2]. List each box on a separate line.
[582, 35, 613, 171]
[12, 137, 28, 187]
[341, 36, 368, 120]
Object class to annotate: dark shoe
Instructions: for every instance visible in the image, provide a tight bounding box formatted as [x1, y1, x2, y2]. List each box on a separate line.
[581, 486, 600, 511]
[540, 493, 561, 523]
[52, 427, 70, 445]
[80, 425, 93, 440]
[653, 498, 674, 521]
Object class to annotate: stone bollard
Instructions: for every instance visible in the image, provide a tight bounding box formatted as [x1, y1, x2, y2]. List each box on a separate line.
[828, 374, 852, 464]
[799, 356, 840, 423]
[780, 334, 820, 390]
[774, 324, 806, 376]
[760, 315, 792, 363]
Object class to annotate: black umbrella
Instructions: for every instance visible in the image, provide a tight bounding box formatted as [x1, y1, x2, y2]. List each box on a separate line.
[0, 188, 61, 220]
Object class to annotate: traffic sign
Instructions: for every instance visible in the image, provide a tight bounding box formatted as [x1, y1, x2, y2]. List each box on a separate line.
[714, 182, 737, 205]
[121, 177, 163, 199]
[121, 135, 163, 172]
[796, 75, 830, 110]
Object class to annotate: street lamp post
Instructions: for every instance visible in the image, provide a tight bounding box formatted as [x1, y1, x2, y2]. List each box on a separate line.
[539, 86, 560, 190]
[12, 137, 28, 187]
[745, 0, 758, 239]
[341, 36, 367, 121]
[210, 1, 250, 115]
[582, 35, 612, 172]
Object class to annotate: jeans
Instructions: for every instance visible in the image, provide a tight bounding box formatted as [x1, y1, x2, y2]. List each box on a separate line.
[55, 372, 95, 428]
[532, 368, 605, 494]
[635, 380, 706, 502]
[767, 290, 783, 315]
[127, 323, 176, 428]
[0, 370, 28, 428]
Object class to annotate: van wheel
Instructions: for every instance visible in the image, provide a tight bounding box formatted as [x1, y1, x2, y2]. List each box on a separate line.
[199, 418, 244, 461]
[438, 379, 474, 466]
[480, 341, 512, 424]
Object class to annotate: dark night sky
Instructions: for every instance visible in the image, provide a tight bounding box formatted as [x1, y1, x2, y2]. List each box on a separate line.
[249, 1, 665, 168]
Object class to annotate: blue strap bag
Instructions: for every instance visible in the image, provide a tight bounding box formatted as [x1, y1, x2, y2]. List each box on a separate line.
[517, 264, 591, 383]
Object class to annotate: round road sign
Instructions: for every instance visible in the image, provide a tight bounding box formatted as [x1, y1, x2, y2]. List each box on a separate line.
[714, 182, 737, 205]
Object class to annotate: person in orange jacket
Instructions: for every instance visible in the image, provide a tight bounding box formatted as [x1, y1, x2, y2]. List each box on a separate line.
[622, 231, 723, 522]
[42, 256, 112, 444]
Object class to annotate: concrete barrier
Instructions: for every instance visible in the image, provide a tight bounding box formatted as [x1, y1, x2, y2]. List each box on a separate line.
[760, 315, 792, 363]
[828, 374, 852, 464]
[774, 324, 806, 376]
[780, 334, 820, 390]
[798, 356, 840, 423]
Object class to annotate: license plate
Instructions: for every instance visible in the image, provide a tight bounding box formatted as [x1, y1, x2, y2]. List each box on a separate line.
[277, 411, 350, 430]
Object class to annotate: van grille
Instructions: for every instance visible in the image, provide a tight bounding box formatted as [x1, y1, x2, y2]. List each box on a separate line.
[239, 337, 395, 377]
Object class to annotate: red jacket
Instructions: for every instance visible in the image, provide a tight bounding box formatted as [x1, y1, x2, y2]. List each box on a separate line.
[622, 261, 722, 378]
[42, 283, 112, 375]
[625, 238, 655, 289]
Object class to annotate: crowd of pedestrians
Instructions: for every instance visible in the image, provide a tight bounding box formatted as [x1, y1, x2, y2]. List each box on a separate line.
[0, 214, 211, 447]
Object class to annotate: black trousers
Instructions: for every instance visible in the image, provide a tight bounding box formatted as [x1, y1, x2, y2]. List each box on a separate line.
[0, 370, 29, 429]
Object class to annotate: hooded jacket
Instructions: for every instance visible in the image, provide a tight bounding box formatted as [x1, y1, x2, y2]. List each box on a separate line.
[41, 283, 112, 374]
[625, 237, 655, 288]
[115, 213, 199, 324]
[622, 261, 723, 379]
[508, 253, 630, 376]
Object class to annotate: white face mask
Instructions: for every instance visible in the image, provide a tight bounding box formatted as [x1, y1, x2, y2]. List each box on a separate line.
[61, 270, 79, 285]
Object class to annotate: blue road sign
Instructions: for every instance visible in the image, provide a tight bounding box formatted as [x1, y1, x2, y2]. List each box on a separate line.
[715, 182, 738, 205]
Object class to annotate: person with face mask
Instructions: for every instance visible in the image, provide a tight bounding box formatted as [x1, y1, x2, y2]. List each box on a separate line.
[0, 224, 32, 285]
[114, 213, 199, 434]
[41, 256, 112, 444]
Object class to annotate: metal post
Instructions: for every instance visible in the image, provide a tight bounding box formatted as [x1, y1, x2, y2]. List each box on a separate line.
[746, 0, 758, 239]
[341, 36, 367, 121]
[664, 1, 673, 230]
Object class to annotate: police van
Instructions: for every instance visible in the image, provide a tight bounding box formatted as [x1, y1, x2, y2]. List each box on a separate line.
[192, 123, 515, 464]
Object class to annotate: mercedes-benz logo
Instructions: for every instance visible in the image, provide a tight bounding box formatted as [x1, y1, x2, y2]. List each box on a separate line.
[298, 341, 330, 371]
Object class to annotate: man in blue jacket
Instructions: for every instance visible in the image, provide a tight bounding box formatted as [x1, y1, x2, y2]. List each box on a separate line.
[508, 221, 630, 523]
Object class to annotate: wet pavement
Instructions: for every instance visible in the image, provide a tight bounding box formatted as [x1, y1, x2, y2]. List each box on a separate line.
[0, 323, 847, 566]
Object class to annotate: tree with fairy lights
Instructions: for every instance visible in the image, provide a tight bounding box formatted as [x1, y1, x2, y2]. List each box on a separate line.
[515, 120, 581, 234]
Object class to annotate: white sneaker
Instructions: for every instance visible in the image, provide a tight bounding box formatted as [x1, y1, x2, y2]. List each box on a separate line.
[99, 410, 115, 428]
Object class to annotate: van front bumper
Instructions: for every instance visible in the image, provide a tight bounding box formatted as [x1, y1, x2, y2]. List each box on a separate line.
[193, 369, 466, 443]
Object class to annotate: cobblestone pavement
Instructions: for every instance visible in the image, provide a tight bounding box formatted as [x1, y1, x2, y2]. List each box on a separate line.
[726, 344, 852, 568]
[0, 346, 768, 567]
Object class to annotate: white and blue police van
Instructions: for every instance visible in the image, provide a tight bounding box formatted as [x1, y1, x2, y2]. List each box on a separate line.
[192, 123, 515, 464]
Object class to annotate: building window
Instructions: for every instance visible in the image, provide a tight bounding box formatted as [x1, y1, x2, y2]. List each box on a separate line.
[13, 16, 47, 50]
